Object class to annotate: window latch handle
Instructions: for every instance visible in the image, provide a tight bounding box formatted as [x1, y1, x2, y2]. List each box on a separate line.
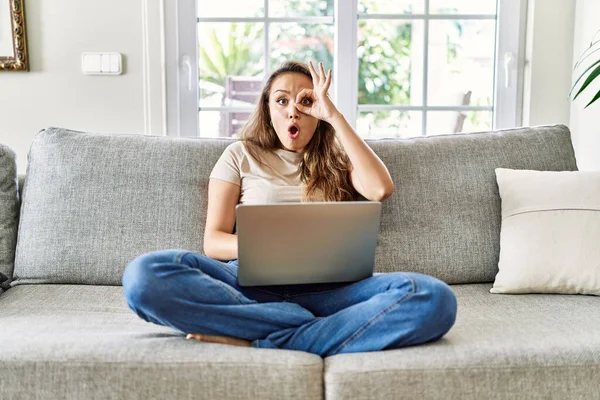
[181, 55, 192, 91]
[504, 52, 515, 88]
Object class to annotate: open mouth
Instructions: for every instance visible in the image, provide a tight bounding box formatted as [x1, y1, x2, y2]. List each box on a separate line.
[288, 125, 299, 139]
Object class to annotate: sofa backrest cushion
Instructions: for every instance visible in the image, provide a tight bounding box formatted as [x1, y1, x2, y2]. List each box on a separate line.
[13, 127, 232, 286]
[12, 125, 577, 286]
[368, 125, 576, 283]
[0, 144, 20, 292]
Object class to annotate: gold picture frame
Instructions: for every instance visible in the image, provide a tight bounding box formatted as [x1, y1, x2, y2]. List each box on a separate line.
[0, 0, 29, 71]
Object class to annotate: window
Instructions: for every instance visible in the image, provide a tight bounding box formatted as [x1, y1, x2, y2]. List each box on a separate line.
[197, 0, 334, 138]
[166, 0, 526, 138]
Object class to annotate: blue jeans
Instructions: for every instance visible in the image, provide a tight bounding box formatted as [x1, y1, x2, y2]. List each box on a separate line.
[122, 249, 457, 357]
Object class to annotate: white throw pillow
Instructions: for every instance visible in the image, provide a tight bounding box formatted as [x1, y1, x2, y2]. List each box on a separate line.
[491, 168, 600, 295]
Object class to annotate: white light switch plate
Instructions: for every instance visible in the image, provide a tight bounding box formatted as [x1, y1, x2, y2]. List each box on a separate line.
[82, 52, 122, 75]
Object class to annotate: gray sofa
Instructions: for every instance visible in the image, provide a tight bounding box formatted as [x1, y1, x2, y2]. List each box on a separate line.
[1, 125, 599, 400]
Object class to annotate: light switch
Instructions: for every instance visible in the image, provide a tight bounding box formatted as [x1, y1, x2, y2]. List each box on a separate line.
[82, 54, 101, 73]
[109, 54, 122, 74]
[100, 54, 111, 73]
[81, 52, 122, 75]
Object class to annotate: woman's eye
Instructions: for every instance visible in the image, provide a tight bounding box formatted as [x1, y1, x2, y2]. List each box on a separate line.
[277, 98, 287, 105]
[301, 98, 312, 106]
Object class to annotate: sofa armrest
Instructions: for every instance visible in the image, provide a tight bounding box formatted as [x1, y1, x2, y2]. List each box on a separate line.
[18, 174, 26, 203]
[0, 272, 10, 293]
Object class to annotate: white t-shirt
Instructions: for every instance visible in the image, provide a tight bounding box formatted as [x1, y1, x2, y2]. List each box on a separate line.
[209, 141, 325, 204]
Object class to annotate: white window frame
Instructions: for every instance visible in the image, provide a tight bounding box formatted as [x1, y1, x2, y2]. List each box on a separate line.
[164, 0, 200, 137]
[165, 0, 527, 137]
[494, 0, 528, 129]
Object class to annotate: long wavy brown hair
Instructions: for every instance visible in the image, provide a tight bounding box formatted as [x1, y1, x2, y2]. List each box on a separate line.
[237, 60, 358, 202]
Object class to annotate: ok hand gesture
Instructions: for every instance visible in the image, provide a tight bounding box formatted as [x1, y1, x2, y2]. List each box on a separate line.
[294, 61, 341, 122]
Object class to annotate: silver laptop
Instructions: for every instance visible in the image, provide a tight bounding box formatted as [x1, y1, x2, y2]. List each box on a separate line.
[236, 201, 382, 287]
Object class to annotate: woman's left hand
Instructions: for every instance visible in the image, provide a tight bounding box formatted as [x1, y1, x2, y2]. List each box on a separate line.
[294, 61, 341, 122]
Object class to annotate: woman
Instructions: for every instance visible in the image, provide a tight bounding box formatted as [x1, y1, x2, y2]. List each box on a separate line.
[122, 60, 457, 357]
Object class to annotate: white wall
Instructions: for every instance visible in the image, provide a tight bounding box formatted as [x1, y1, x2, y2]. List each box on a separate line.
[0, 0, 165, 175]
[569, 0, 600, 171]
[522, 0, 575, 127]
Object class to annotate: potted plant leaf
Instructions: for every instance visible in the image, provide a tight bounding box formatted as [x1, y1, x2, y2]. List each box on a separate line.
[571, 29, 600, 108]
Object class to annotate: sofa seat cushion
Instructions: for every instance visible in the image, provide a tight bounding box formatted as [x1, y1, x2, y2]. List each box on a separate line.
[324, 284, 600, 400]
[0, 285, 323, 400]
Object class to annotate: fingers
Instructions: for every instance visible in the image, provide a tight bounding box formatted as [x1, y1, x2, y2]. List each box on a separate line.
[324, 69, 332, 91]
[295, 88, 313, 115]
[294, 102, 310, 115]
[318, 62, 326, 85]
[295, 88, 313, 104]
[309, 60, 332, 92]
[308, 61, 319, 86]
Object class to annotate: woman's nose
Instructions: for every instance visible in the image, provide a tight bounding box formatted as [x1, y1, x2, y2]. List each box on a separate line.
[288, 104, 299, 119]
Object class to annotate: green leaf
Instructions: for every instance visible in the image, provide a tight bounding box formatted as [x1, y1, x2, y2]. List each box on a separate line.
[590, 29, 600, 48]
[228, 24, 237, 71]
[198, 45, 220, 83]
[573, 47, 600, 71]
[584, 88, 600, 108]
[210, 30, 227, 77]
[572, 64, 600, 100]
[570, 58, 600, 97]
[573, 30, 600, 69]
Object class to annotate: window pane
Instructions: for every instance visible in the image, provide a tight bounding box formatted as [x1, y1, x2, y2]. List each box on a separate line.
[269, 0, 333, 17]
[430, 0, 497, 14]
[198, 111, 220, 138]
[358, 20, 424, 106]
[198, 23, 265, 108]
[270, 23, 333, 72]
[426, 111, 492, 135]
[427, 20, 495, 107]
[199, 110, 254, 138]
[197, 0, 264, 18]
[358, 111, 422, 138]
[358, 0, 424, 14]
